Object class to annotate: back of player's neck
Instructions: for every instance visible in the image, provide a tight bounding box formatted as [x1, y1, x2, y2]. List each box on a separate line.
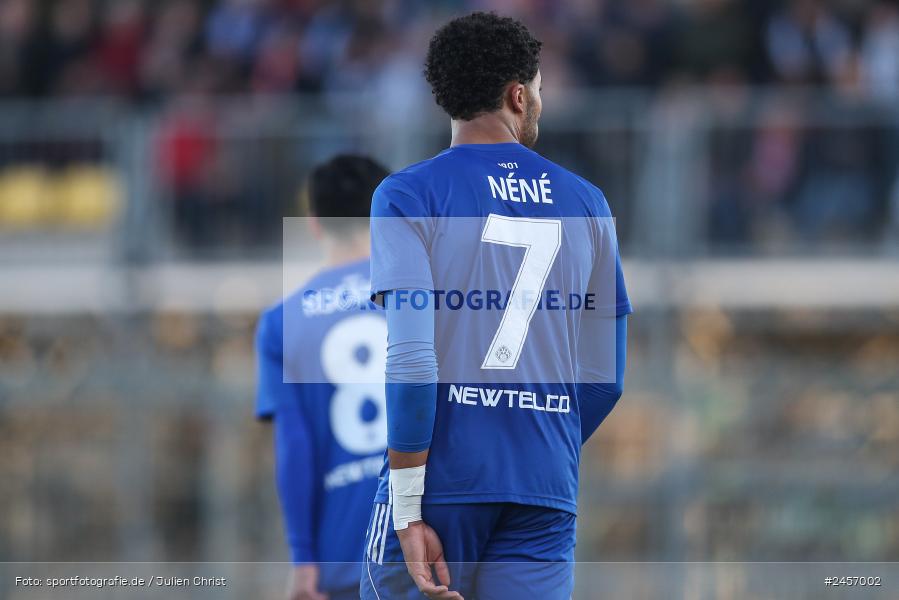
[450, 116, 519, 147]
[323, 235, 369, 268]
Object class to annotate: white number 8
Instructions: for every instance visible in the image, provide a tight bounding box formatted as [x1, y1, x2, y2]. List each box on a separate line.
[321, 314, 388, 455]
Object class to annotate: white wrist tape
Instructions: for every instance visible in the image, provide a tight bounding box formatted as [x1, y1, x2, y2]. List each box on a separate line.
[390, 465, 425, 531]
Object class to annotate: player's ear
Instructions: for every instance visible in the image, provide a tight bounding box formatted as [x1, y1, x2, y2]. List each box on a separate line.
[506, 81, 527, 115]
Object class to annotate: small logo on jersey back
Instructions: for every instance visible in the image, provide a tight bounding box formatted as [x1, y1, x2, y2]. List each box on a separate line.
[495, 345, 512, 363]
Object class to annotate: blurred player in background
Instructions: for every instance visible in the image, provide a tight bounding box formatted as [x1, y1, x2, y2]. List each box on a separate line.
[256, 155, 390, 600]
[361, 13, 631, 600]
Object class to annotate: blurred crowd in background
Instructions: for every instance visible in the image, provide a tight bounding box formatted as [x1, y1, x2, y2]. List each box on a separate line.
[0, 0, 898, 101]
[0, 0, 897, 250]
[0, 0, 895, 251]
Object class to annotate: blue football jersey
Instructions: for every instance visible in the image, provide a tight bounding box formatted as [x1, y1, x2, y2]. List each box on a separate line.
[256, 258, 386, 590]
[370, 143, 632, 514]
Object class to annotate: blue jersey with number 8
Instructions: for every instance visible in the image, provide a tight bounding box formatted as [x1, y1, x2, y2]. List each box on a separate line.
[256, 259, 386, 590]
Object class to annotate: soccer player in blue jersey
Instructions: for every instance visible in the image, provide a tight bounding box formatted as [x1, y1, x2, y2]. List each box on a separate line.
[256, 155, 390, 600]
[361, 12, 632, 600]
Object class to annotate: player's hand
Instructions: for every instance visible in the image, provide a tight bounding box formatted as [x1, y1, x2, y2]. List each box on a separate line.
[396, 521, 463, 600]
[287, 564, 328, 600]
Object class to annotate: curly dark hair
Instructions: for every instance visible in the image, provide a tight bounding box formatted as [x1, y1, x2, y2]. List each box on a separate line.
[425, 12, 542, 121]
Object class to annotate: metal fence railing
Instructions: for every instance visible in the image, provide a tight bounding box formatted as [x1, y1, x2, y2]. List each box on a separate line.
[0, 88, 897, 262]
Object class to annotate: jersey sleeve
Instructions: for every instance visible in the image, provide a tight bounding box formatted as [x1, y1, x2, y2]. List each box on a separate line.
[587, 191, 633, 318]
[255, 306, 288, 419]
[274, 392, 318, 564]
[255, 305, 318, 562]
[370, 176, 434, 298]
[578, 314, 627, 443]
[384, 290, 438, 453]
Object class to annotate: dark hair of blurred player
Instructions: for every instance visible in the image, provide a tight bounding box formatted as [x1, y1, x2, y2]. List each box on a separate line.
[306, 154, 388, 263]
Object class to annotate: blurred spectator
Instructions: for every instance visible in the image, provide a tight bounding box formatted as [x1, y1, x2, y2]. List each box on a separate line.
[0, 0, 35, 96]
[675, 0, 755, 84]
[860, 1, 899, 104]
[27, 0, 99, 96]
[791, 78, 886, 242]
[322, 17, 390, 96]
[251, 22, 301, 93]
[765, 0, 852, 84]
[743, 104, 803, 243]
[94, 0, 146, 95]
[155, 97, 221, 246]
[570, 0, 675, 87]
[205, 0, 271, 64]
[295, 1, 354, 92]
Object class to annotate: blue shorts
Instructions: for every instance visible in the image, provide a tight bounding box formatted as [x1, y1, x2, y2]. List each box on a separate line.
[328, 586, 361, 600]
[360, 502, 575, 600]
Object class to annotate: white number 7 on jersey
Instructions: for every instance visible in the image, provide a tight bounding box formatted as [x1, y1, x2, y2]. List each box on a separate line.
[480, 214, 562, 369]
